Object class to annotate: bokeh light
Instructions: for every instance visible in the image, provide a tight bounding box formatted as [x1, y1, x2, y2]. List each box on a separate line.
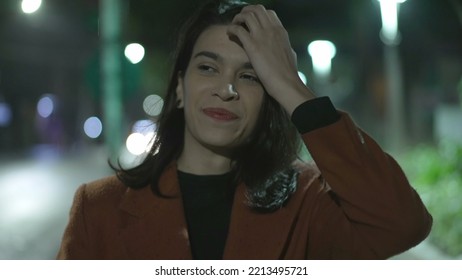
[0, 102, 12, 127]
[21, 0, 42, 14]
[143, 94, 164, 116]
[83, 116, 103, 139]
[377, 0, 408, 44]
[308, 40, 336, 81]
[36, 95, 55, 118]
[132, 119, 156, 134]
[126, 133, 148, 155]
[124, 43, 145, 64]
[125, 119, 156, 155]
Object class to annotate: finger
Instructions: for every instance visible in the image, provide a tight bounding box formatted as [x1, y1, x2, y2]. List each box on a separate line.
[227, 24, 254, 51]
[292, 49, 298, 67]
[232, 12, 260, 34]
[267, 10, 283, 26]
[240, 4, 272, 27]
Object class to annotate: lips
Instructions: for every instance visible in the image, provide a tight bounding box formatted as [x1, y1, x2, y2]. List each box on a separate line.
[202, 107, 239, 121]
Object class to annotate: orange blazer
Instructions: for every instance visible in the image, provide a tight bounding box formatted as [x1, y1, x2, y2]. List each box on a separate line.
[57, 112, 432, 259]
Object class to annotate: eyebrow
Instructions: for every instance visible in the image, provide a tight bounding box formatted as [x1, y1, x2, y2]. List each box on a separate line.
[193, 51, 254, 70]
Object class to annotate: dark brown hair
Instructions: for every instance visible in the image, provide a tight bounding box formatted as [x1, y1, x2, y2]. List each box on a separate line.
[111, 0, 301, 210]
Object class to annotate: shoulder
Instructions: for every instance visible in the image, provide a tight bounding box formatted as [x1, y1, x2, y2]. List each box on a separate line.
[292, 160, 322, 189]
[75, 175, 129, 208]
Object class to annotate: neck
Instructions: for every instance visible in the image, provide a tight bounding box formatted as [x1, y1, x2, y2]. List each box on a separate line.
[177, 134, 233, 176]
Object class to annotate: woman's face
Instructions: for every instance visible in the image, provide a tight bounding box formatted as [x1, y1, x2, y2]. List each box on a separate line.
[176, 24, 265, 155]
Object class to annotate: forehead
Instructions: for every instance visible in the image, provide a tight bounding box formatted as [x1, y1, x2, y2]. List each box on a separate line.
[192, 25, 249, 62]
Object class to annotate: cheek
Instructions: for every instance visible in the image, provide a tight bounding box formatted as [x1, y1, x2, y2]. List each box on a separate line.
[249, 91, 265, 113]
[244, 94, 265, 126]
[182, 77, 212, 105]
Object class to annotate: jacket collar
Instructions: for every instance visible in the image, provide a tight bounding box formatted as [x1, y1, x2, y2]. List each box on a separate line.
[117, 162, 303, 259]
[118, 162, 181, 217]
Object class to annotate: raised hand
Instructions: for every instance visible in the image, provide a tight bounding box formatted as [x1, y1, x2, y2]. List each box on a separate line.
[227, 5, 316, 115]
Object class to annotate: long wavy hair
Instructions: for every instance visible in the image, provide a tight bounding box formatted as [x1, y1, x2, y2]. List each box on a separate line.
[111, 0, 301, 211]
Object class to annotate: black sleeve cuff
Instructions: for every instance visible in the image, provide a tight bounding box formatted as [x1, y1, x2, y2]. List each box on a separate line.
[290, 96, 340, 134]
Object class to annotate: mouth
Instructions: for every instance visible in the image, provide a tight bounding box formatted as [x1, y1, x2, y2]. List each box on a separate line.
[202, 107, 239, 121]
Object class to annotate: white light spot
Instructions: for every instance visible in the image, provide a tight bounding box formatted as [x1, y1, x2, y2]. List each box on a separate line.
[143, 94, 164, 116]
[21, 0, 42, 14]
[377, 0, 406, 44]
[124, 43, 145, 64]
[126, 120, 157, 155]
[308, 40, 336, 81]
[298, 71, 307, 85]
[83, 116, 103, 139]
[126, 133, 148, 155]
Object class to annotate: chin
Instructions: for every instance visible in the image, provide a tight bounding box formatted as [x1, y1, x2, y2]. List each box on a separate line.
[199, 132, 246, 151]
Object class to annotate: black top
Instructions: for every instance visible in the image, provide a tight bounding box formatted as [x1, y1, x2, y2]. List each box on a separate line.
[178, 170, 236, 260]
[178, 97, 339, 259]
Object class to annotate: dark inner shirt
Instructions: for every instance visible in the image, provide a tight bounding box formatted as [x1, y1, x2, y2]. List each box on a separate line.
[178, 170, 236, 260]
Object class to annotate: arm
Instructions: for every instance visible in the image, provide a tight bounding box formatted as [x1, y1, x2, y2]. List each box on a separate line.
[294, 99, 432, 258]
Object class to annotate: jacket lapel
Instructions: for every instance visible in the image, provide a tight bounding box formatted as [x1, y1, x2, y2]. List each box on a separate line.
[223, 182, 300, 259]
[117, 163, 193, 259]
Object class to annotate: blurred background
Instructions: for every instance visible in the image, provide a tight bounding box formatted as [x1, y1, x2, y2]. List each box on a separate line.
[0, 0, 461, 259]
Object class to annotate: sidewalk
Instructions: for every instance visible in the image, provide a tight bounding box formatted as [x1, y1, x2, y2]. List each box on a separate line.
[0, 146, 111, 259]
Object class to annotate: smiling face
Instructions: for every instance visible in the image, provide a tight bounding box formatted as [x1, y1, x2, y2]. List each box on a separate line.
[176, 24, 265, 157]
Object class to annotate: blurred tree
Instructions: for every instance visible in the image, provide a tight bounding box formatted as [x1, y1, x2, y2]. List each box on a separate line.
[399, 142, 462, 257]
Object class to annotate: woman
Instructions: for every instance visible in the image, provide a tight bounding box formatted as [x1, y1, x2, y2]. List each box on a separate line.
[57, 0, 432, 259]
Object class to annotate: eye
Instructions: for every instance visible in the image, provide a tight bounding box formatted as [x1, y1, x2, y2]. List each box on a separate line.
[197, 64, 217, 74]
[240, 73, 260, 83]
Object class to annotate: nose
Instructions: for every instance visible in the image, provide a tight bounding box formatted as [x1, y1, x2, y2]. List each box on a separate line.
[214, 83, 239, 101]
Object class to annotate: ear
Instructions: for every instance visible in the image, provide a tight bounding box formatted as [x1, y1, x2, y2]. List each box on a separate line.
[175, 73, 185, 109]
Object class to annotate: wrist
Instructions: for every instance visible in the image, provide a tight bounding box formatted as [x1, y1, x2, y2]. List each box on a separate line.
[267, 78, 317, 116]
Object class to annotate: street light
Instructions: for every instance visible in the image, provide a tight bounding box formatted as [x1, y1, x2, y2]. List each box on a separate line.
[377, 0, 408, 151]
[21, 0, 42, 14]
[377, 0, 407, 45]
[307, 40, 336, 82]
